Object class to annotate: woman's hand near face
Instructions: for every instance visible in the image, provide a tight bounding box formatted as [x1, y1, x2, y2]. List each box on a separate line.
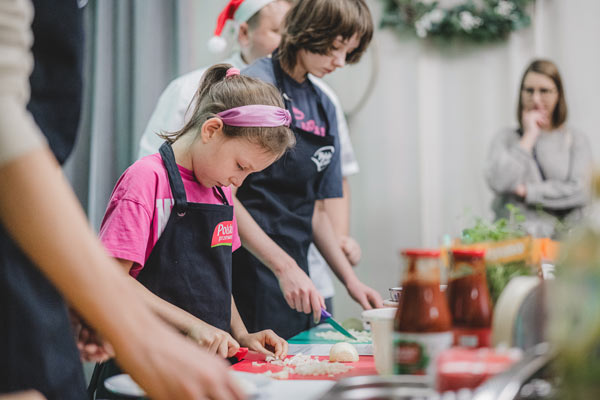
[520, 109, 548, 152]
[514, 183, 527, 198]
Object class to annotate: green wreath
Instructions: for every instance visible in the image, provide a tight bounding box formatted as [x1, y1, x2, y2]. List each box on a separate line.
[381, 0, 534, 42]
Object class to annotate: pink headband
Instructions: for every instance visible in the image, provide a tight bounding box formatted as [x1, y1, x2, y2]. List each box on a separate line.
[226, 67, 240, 77]
[217, 105, 292, 127]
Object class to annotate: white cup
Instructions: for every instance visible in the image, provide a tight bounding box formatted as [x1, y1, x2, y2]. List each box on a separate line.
[361, 308, 396, 375]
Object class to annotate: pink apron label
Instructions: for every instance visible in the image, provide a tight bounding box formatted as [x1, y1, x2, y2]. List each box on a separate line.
[211, 221, 233, 247]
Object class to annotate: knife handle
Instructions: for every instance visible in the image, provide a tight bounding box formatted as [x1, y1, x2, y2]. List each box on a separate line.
[321, 308, 332, 319]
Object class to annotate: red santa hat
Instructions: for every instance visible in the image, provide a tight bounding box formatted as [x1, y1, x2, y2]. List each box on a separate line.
[208, 0, 276, 53]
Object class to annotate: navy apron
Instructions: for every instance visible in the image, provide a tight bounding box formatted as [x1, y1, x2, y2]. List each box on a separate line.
[0, 229, 87, 399]
[0, 1, 86, 398]
[232, 51, 336, 340]
[91, 143, 233, 398]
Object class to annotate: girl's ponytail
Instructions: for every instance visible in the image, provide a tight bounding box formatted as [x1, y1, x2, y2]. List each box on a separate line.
[194, 63, 230, 106]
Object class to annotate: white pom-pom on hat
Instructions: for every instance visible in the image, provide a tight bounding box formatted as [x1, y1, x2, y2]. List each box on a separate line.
[208, 0, 244, 53]
[208, 35, 228, 53]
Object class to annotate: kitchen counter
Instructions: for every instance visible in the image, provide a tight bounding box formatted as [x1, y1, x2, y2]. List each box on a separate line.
[230, 324, 376, 399]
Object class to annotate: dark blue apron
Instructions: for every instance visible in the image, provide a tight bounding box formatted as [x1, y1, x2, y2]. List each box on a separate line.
[232, 51, 336, 340]
[0, 1, 86, 398]
[91, 142, 233, 398]
[0, 230, 87, 399]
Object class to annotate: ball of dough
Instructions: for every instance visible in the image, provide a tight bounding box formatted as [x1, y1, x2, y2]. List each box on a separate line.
[329, 342, 359, 362]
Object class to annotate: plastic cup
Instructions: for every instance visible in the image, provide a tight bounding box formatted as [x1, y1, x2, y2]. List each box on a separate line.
[362, 308, 396, 375]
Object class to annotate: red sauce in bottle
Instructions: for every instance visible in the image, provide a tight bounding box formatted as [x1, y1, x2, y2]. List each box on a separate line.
[393, 249, 453, 376]
[447, 248, 493, 347]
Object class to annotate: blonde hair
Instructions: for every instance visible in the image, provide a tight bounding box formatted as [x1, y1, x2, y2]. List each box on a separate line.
[160, 63, 295, 157]
[517, 59, 568, 130]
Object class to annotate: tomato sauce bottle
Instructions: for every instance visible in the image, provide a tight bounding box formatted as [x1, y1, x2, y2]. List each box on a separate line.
[394, 249, 453, 376]
[447, 248, 493, 348]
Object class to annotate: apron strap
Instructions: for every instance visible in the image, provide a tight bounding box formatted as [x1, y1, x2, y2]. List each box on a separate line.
[213, 186, 230, 206]
[271, 49, 330, 135]
[159, 142, 188, 210]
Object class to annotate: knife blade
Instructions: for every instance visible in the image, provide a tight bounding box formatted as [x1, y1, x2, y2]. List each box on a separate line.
[321, 308, 357, 340]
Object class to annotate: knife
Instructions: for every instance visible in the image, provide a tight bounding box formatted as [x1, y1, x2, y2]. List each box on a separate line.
[227, 347, 248, 365]
[321, 308, 357, 340]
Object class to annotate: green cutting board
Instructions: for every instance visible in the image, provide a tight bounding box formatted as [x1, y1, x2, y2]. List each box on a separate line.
[288, 324, 371, 344]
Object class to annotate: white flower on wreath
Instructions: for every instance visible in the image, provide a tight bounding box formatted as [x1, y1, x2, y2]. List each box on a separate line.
[414, 8, 446, 38]
[494, 0, 515, 17]
[435, 0, 466, 8]
[459, 10, 483, 32]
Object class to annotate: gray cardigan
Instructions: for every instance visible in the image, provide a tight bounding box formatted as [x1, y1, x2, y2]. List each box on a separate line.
[484, 126, 593, 237]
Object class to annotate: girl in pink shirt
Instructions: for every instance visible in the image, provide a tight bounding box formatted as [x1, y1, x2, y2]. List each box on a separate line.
[93, 64, 295, 396]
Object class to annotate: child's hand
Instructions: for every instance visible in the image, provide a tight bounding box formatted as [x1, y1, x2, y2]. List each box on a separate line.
[69, 308, 114, 362]
[77, 325, 114, 362]
[277, 262, 325, 323]
[188, 324, 240, 358]
[346, 279, 383, 310]
[236, 330, 288, 359]
[339, 236, 361, 266]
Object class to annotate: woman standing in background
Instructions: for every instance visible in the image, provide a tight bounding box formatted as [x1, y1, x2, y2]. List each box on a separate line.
[485, 59, 593, 238]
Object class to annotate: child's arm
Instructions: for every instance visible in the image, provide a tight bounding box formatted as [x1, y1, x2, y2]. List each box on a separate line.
[232, 192, 325, 323]
[312, 200, 383, 309]
[115, 258, 240, 358]
[230, 296, 288, 359]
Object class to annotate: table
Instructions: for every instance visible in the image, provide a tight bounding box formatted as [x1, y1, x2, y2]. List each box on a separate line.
[230, 324, 376, 399]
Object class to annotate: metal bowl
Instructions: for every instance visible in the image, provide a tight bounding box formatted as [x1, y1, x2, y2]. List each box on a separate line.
[320, 375, 437, 400]
[388, 287, 402, 302]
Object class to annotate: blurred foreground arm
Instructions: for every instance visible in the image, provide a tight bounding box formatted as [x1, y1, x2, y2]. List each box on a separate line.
[0, 147, 244, 400]
[0, 1, 244, 398]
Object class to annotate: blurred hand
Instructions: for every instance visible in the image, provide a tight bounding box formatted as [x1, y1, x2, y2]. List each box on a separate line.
[77, 325, 114, 362]
[520, 109, 548, 151]
[0, 390, 46, 400]
[339, 236, 361, 266]
[236, 330, 288, 359]
[514, 183, 527, 198]
[346, 279, 383, 310]
[117, 324, 247, 400]
[188, 323, 240, 359]
[69, 309, 114, 362]
[277, 261, 325, 323]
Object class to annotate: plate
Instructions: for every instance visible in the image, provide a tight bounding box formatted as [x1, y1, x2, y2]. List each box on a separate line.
[104, 371, 271, 398]
[104, 374, 145, 397]
[230, 370, 272, 389]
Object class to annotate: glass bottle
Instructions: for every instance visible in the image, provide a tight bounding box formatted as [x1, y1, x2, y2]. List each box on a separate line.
[394, 249, 452, 377]
[447, 248, 493, 348]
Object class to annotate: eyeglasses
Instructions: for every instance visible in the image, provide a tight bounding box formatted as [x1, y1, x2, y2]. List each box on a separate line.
[521, 87, 557, 99]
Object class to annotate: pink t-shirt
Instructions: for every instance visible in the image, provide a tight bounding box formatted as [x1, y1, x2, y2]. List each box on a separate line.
[99, 153, 241, 278]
